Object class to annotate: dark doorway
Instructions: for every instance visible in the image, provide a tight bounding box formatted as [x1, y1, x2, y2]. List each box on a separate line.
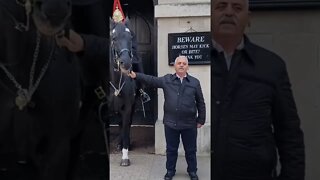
[107, 0, 156, 153]
[108, 0, 156, 126]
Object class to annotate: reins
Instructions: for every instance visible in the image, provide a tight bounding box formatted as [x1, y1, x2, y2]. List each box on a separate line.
[109, 35, 133, 97]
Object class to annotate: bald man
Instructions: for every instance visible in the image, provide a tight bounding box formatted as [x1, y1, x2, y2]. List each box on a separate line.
[211, 0, 305, 180]
[129, 56, 206, 180]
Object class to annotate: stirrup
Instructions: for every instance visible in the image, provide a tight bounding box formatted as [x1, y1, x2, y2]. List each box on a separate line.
[139, 89, 150, 103]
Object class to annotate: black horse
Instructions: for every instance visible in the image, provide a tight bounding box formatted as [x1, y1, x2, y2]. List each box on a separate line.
[109, 17, 137, 166]
[0, 0, 82, 179]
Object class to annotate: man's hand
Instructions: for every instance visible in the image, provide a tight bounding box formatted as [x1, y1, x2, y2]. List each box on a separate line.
[197, 123, 203, 128]
[55, 29, 84, 52]
[128, 71, 137, 78]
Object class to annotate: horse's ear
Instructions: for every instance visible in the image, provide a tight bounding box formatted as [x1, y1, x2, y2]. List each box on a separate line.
[124, 16, 132, 28]
[124, 16, 130, 22]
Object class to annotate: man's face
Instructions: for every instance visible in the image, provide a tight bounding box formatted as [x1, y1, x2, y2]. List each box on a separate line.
[174, 57, 189, 75]
[212, 0, 250, 37]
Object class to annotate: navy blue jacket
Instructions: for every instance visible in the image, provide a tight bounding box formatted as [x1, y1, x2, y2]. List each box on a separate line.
[135, 73, 206, 129]
[212, 36, 305, 180]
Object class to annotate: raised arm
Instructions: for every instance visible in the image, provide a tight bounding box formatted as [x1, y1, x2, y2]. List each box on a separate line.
[128, 71, 164, 88]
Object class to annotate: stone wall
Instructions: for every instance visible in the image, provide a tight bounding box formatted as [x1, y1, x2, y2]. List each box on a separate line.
[247, 10, 320, 180]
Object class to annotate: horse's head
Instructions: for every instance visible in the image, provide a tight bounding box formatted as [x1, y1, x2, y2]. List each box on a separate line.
[110, 17, 134, 74]
[31, 0, 71, 36]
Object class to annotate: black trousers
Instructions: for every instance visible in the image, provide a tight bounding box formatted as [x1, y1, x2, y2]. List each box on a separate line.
[164, 125, 198, 173]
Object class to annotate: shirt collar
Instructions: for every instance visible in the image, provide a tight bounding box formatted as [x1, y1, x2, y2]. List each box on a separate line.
[212, 38, 245, 53]
[211, 35, 256, 65]
[171, 73, 189, 82]
[176, 73, 187, 79]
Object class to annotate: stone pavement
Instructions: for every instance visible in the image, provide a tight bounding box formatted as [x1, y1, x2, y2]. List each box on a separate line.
[110, 153, 210, 180]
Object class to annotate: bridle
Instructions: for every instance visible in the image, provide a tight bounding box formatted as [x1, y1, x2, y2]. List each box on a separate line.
[109, 25, 134, 97]
[111, 47, 133, 72]
[0, 0, 33, 31]
[0, 0, 55, 110]
[110, 27, 133, 72]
